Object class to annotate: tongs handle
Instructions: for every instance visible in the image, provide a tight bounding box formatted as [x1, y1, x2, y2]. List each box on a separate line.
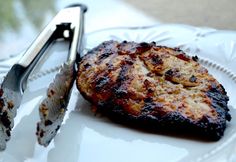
[36, 4, 87, 146]
[19, 4, 87, 67]
[2, 4, 87, 92]
[67, 4, 86, 64]
[18, 23, 55, 68]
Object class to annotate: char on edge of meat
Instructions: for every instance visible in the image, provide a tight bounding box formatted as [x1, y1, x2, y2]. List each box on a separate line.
[76, 40, 231, 140]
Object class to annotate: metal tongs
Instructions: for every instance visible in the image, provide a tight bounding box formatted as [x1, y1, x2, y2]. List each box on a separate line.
[0, 4, 87, 150]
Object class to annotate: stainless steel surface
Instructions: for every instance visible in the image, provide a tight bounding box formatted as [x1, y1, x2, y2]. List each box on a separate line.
[36, 4, 86, 146]
[0, 4, 86, 151]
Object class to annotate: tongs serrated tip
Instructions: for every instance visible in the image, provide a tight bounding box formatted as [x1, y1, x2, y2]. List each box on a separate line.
[37, 63, 75, 146]
[36, 5, 86, 146]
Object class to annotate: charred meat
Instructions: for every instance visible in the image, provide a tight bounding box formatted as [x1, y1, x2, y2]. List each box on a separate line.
[76, 40, 231, 140]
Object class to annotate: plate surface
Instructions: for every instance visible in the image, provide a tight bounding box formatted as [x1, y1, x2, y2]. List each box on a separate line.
[1, 24, 236, 162]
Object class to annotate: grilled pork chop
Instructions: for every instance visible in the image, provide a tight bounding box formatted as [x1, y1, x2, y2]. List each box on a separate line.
[76, 40, 231, 140]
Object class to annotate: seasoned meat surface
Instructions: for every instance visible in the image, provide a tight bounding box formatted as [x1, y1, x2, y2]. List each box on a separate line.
[76, 40, 231, 140]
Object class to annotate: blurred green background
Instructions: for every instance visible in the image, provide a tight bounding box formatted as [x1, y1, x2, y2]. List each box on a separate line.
[0, 0, 56, 36]
[0, 0, 235, 59]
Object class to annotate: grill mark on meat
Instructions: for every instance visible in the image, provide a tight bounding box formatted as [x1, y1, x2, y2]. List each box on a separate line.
[114, 86, 128, 99]
[116, 65, 128, 82]
[113, 59, 134, 98]
[117, 61, 132, 82]
[77, 40, 231, 140]
[141, 101, 165, 116]
[206, 84, 231, 121]
[105, 48, 120, 72]
[95, 76, 110, 92]
[151, 55, 163, 65]
[97, 44, 118, 61]
[98, 52, 113, 61]
[164, 69, 181, 84]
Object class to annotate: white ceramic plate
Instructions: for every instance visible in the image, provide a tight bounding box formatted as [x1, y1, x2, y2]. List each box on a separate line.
[0, 24, 236, 162]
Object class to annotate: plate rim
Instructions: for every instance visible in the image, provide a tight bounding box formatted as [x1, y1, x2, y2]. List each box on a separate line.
[1, 24, 236, 162]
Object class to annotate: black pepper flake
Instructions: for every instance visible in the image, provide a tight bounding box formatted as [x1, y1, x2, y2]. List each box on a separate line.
[98, 52, 112, 60]
[189, 75, 197, 82]
[165, 69, 174, 77]
[192, 55, 199, 62]
[144, 97, 153, 103]
[151, 56, 163, 65]
[84, 63, 91, 69]
[114, 88, 128, 98]
[117, 65, 129, 82]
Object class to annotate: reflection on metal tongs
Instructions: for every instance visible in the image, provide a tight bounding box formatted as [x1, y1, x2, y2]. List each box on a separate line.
[0, 4, 86, 150]
[36, 4, 86, 147]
